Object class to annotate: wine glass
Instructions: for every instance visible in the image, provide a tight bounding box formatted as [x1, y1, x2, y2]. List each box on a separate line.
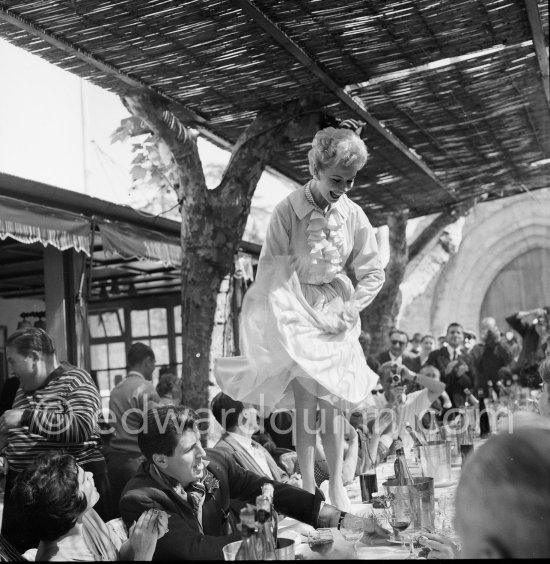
[340, 514, 364, 558]
[388, 496, 412, 548]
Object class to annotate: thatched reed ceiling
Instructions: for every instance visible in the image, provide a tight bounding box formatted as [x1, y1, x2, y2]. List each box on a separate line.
[0, 0, 548, 226]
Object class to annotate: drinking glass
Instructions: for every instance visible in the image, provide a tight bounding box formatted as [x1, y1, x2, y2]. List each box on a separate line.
[388, 496, 412, 548]
[340, 514, 364, 558]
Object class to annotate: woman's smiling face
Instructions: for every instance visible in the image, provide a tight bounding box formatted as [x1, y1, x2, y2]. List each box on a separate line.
[313, 163, 359, 206]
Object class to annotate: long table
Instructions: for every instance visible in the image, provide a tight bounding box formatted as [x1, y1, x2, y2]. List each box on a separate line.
[278, 459, 464, 560]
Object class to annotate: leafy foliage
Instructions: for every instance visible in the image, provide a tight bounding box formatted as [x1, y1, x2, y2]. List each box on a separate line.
[111, 115, 180, 196]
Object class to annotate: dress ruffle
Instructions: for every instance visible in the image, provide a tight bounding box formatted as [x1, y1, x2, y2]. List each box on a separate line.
[306, 207, 345, 284]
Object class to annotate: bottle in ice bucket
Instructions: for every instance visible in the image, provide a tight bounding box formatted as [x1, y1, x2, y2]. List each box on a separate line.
[261, 483, 277, 543]
[236, 507, 259, 560]
[394, 437, 415, 485]
[457, 409, 474, 465]
[255, 484, 277, 560]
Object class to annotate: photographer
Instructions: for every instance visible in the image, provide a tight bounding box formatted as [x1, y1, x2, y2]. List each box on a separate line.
[505, 307, 549, 388]
[366, 361, 446, 459]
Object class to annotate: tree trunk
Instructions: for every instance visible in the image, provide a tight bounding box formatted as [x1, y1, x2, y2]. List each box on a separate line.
[122, 91, 325, 410]
[361, 210, 409, 355]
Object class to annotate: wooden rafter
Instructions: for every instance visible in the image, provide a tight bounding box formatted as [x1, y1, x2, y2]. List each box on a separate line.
[0, 5, 308, 185]
[233, 0, 456, 200]
[524, 0, 550, 109]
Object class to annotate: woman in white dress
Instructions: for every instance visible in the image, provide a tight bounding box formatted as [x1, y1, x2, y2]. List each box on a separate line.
[215, 127, 384, 509]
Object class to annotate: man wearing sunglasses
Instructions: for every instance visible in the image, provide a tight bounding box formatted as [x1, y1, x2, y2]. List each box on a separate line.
[375, 328, 418, 372]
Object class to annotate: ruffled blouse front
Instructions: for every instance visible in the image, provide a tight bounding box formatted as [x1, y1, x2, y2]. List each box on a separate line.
[306, 208, 345, 284]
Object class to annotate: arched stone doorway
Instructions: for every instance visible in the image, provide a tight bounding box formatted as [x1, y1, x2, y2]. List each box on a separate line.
[481, 247, 550, 333]
[426, 189, 550, 337]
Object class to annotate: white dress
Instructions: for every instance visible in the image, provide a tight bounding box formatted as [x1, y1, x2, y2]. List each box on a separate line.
[215, 184, 385, 414]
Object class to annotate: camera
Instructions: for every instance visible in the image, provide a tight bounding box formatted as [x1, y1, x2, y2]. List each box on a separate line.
[390, 364, 402, 386]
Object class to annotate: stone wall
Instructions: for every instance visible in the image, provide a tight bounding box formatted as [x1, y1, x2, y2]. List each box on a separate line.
[399, 188, 550, 338]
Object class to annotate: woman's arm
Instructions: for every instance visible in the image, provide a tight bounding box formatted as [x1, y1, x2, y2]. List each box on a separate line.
[348, 210, 385, 311]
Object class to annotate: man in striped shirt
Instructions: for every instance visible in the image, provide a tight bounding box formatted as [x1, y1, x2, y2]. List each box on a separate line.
[0, 328, 109, 553]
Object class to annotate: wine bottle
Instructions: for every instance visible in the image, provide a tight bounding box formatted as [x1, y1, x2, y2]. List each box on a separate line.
[236, 507, 259, 560]
[464, 388, 479, 407]
[394, 437, 415, 485]
[261, 483, 277, 545]
[255, 491, 277, 560]
[487, 380, 498, 404]
[405, 421, 426, 447]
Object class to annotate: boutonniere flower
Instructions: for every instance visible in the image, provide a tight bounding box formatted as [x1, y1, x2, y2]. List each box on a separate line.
[203, 471, 220, 495]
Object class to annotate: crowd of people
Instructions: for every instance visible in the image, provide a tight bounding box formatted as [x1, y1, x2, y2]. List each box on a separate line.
[0, 125, 548, 561]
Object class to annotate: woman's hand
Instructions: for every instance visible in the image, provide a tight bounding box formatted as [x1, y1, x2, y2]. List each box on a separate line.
[127, 508, 169, 560]
[362, 515, 391, 538]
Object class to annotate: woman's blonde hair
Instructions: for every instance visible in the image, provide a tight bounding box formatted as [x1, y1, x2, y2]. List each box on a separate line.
[308, 127, 368, 176]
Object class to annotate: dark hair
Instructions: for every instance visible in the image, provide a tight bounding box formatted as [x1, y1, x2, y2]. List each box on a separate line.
[388, 328, 408, 342]
[446, 322, 463, 334]
[211, 392, 245, 431]
[138, 405, 198, 461]
[11, 452, 87, 542]
[127, 342, 155, 368]
[6, 327, 56, 356]
[421, 334, 435, 343]
[456, 427, 550, 557]
[156, 372, 176, 396]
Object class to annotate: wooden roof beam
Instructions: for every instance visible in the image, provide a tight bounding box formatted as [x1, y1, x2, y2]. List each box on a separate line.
[524, 0, 550, 110]
[233, 0, 455, 200]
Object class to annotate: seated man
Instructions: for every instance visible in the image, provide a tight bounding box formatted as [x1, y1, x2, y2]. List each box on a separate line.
[119, 405, 389, 560]
[210, 392, 301, 518]
[211, 392, 293, 483]
[454, 425, 550, 558]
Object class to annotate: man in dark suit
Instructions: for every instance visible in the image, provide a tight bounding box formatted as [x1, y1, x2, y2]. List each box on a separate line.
[375, 328, 418, 372]
[426, 322, 473, 409]
[120, 405, 388, 560]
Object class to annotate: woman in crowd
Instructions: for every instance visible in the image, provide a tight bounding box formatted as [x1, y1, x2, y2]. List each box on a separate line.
[215, 126, 384, 510]
[11, 452, 169, 561]
[155, 371, 181, 406]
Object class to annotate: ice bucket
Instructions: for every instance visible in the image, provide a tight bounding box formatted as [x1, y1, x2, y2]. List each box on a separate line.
[417, 441, 452, 484]
[222, 540, 241, 561]
[275, 537, 295, 560]
[383, 476, 435, 532]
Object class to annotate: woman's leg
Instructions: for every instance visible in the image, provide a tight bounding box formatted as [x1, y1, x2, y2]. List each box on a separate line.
[318, 399, 351, 512]
[291, 378, 318, 494]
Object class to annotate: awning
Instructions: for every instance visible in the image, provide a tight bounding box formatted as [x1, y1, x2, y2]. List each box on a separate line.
[0, 194, 91, 254]
[0, 194, 181, 266]
[98, 220, 181, 268]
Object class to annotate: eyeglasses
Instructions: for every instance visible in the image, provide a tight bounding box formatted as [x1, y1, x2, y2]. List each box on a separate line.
[391, 340, 407, 346]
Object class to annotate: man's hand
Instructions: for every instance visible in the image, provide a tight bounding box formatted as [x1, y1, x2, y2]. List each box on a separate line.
[127, 508, 169, 560]
[419, 532, 459, 559]
[287, 473, 303, 488]
[362, 514, 391, 538]
[0, 409, 25, 433]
